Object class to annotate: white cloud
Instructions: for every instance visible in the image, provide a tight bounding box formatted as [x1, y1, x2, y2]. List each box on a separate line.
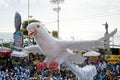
[0, 0, 6, 5]
[0, 0, 9, 7]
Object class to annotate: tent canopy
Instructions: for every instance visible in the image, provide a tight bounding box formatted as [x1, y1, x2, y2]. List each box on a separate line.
[0, 47, 11, 50]
[83, 51, 100, 57]
[11, 50, 28, 57]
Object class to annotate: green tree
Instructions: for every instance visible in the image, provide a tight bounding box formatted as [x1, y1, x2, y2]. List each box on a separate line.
[52, 30, 58, 38]
[21, 19, 40, 35]
[48, 30, 58, 38]
[21, 19, 40, 45]
[98, 48, 107, 55]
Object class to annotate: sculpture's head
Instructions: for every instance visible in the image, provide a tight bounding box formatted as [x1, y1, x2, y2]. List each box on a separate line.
[27, 22, 43, 37]
[27, 22, 54, 42]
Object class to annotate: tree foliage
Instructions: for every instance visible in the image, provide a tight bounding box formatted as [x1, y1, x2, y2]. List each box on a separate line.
[52, 30, 58, 38]
[98, 48, 107, 55]
[21, 19, 40, 35]
[21, 19, 58, 38]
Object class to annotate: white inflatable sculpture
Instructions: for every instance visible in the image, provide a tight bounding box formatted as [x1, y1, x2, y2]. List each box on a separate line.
[26, 22, 117, 80]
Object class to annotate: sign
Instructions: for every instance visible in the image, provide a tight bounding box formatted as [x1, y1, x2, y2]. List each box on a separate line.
[13, 31, 23, 51]
[105, 55, 120, 64]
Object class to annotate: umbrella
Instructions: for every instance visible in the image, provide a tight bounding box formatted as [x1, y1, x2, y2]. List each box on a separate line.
[83, 51, 100, 56]
[11, 50, 28, 57]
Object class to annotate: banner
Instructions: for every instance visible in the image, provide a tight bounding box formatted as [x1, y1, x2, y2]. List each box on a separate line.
[105, 55, 120, 64]
[13, 31, 23, 51]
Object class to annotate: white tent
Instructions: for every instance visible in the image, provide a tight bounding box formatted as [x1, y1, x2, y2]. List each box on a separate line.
[0, 47, 11, 50]
[11, 50, 28, 57]
[83, 51, 100, 57]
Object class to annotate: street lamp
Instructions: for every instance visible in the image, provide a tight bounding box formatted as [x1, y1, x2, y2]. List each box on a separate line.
[28, 0, 34, 45]
[28, 0, 30, 25]
[50, 0, 64, 39]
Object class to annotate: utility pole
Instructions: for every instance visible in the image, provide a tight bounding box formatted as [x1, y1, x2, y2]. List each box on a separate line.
[50, 0, 64, 39]
[28, 0, 30, 25]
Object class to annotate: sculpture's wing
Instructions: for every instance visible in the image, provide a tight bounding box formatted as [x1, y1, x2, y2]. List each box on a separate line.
[53, 48, 86, 65]
[65, 54, 86, 64]
[24, 45, 44, 55]
[65, 48, 86, 64]
[58, 28, 117, 52]
[58, 40, 103, 52]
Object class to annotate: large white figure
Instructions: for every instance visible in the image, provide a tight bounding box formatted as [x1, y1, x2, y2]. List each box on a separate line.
[26, 22, 117, 80]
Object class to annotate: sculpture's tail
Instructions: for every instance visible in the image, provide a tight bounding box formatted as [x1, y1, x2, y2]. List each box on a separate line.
[65, 61, 97, 80]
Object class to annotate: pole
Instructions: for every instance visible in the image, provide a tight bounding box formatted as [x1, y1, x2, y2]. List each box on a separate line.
[112, 36, 114, 48]
[28, 0, 30, 25]
[50, 0, 64, 39]
[57, 3, 60, 39]
[28, 0, 31, 45]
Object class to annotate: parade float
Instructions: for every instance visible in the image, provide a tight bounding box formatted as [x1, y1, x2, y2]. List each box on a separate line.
[25, 22, 117, 80]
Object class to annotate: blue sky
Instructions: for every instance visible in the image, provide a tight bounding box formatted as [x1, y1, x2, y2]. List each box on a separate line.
[0, 0, 120, 45]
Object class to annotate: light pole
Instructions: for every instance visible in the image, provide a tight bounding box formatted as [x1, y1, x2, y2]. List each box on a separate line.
[28, 0, 33, 45]
[50, 0, 64, 39]
[28, 0, 30, 25]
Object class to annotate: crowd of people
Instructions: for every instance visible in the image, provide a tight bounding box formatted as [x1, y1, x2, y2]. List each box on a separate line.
[93, 60, 120, 80]
[94, 61, 120, 80]
[0, 53, 120, 80]
[0, 54, 77, 80]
